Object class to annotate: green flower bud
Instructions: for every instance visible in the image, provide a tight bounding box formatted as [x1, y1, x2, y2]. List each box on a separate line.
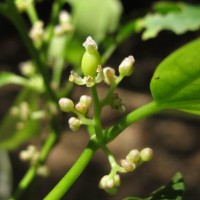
[59, 98, 74, 112]
[81, 36, 102, 77]
[118, 56, 135, 77]
[140, 147, 153, 162]
[126, 149, 140, 163]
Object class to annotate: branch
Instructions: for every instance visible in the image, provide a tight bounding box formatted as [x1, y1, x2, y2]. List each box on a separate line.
[104, 101, 163, 143]
[44, 139, 98, 200]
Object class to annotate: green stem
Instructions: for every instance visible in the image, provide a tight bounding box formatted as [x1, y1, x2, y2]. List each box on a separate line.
[101, 75, 123, 107]
[26, 3, 38, 24]
[102, 20, 138, 64]
[7, 0, 57, 103]
[10, 130, 57, 200]
[44, 140, 98, 200]
[104, 101, 163, 143]
[91, 85, 103, 140]
[45, 0, 62, 47]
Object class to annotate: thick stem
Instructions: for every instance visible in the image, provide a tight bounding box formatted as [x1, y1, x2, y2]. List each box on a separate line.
[44, 140, 98, 200]
[104, 101, 163, 143]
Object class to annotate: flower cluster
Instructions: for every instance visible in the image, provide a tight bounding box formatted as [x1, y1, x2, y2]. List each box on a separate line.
[15, 0, 33, 12]
[99, 174, 120, 195]
[58, 36, 153, 195]
[99, 147, 153, 194]
[19, 145, 49, 177]
[69, 36, 135, 89]
[121, 147, 153, 172]
[58, 95, 92, 131]
[54, 11, 73, 35]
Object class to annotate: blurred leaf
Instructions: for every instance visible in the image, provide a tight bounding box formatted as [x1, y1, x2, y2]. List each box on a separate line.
[69, 0, 123, 42]
[124, 173, 184, 200]
[150, 38, 200, 115]
[0, 89, 40, 150]
[141, 2, 200, 40]
[0, 72, 44, 92]
[153, 1, 181, 14]
[0, 150, 12, 200]
[0, 72, 28, 87]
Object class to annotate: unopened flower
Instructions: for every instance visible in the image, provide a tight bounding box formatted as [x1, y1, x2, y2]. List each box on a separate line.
[99, 174, 121, 195]
[81, 36, 102, 77]
[59, 98, 74, 112]
[68, 117, 81, 131]
[118, 56, 135, 77]
[29, 21, 44, 42]
[140, 147, 153, 162]
[120, 159, 136, 172]
[103, 67, 117, 85]
[126, 149, 140, 163]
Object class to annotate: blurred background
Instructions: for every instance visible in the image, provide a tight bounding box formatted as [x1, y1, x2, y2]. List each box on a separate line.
[1, 0, 200, 200]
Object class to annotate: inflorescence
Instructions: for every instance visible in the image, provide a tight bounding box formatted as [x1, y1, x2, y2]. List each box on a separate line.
[58, 36, 153, 194]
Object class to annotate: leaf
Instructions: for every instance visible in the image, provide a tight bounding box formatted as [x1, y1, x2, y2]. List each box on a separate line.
[0, 72, 44, 92]
[0, 72, 28, 87]
[0, 150, 12, 200]
[150, 38, 200, 114]
[0, 89, 40, 150]
[124, 173, 185, 200]
[149, 173, 184, 200]
[141, 2, 200, 40]
[69, 0, 123, 42]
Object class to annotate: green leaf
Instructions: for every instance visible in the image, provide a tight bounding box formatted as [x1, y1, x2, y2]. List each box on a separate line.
[0, 151, 12, 200]
[69, 0, 123, 42]
[141, 2, 200, 40]
[0, 72, 28, 87]
[0, 72, 44, 92]
[124, 173, 185, 200]
[0, 89, 40, 150]
[153, 1, 181, 15]
[150, 38, 200, 114]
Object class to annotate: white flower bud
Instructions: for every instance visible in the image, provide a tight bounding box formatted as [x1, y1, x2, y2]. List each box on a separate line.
[75, 102, 87, 114]
[68, 117, 81, 131]
[37, 165, 50, 177]
[59, 98, 74, 112]
[29, 21, 44, 42]
[59, 10, 71, 24]
[80, 95, 92, 107]
[126, 149, 140, 163]
[83, 36, 98, 51]
[118, 56, 135, 77]
[103, 67, 117, 85]
[106, 178, 114, 189]
[113, 174, 120, 187]
[121, 159, 136, 172]
[99, 175, 109, 189]
[140, 148, 153, 162]
[19, 150, 31, 161]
